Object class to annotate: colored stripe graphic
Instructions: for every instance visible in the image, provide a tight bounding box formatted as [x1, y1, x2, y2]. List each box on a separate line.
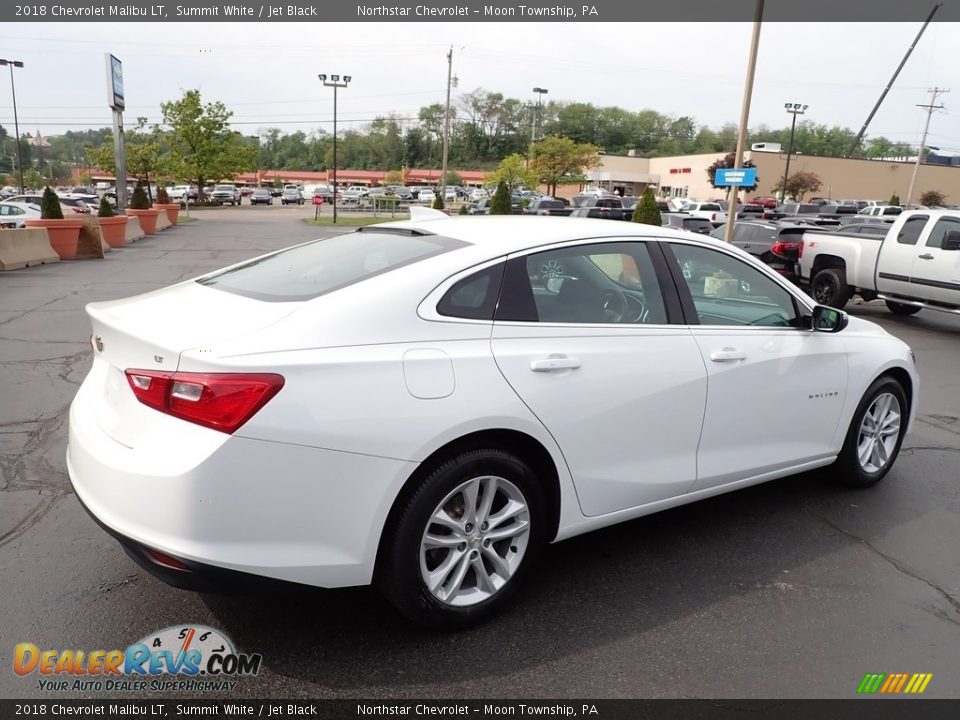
[857, 673, 932, 694]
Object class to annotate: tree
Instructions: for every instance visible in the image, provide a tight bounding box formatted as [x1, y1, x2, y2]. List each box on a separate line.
[919, 190, 947, 207]
[889, 193, 901, 206]
[490, 180, 512, 215]
[384, 169, 405, 185]
[706, 152, 758, 192]
[486, 154, 537, 192]
[22, 168, 44, 190]
[443, 170, 463, 187]
[632, 187, 661, 226]
[530, 136, 600, 197]
[771, 171, 822, 201]
[161, 90, 256, 194]
[40, 187, 63, 219]
[88, 117, 168, 200]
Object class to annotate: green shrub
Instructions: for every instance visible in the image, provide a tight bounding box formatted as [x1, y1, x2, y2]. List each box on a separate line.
[40, 187, 64, 220]
[889, 193, 900, 206]
[490, 181, 512, 215]
[155, 187, 170, 204]
[632, 187, 662, 226]
[458, 205, 469, 215]
[97, 197, 116, 218]
[432, 194, 445, 210]
[129, 184, 151, 210]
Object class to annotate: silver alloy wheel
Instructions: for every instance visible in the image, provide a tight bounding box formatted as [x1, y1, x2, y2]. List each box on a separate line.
[857, 392, 901, 474]
[419, 475, 531, 607]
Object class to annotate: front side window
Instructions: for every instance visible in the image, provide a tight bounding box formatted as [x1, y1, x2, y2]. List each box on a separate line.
[924, 216, 960, 248]
[668, 243, 802, 328]
[496, 241, 667, 325]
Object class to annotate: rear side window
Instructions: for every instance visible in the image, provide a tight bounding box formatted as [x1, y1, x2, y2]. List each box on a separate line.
[700, 204, 721, 211]
[199, 231, 468, 302]
[437, 263, 505, 320]
[925, 217, 960, 248]
[897, 216, 928, 246]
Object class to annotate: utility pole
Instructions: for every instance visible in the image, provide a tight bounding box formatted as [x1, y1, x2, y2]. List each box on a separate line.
[440, 46, 453, 208]
[724, 0, 764, 244]
[906, 87, 948, 207]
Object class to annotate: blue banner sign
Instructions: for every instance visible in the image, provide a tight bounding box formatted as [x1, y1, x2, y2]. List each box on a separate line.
[714, 167, 757, 186]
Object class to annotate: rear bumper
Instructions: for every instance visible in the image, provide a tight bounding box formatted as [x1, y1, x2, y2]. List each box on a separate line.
[67, 374, 418, 590]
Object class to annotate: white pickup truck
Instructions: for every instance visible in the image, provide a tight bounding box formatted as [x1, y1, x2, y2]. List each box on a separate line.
[681, 201, 728, 227]
[797, 209, 960, 316]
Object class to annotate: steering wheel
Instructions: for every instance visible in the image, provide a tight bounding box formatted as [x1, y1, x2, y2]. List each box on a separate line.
[601, 289, 629, 322]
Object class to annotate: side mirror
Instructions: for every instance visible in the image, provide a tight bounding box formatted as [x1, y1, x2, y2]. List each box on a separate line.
[941, 230, 960, 251]
[812, 305, 849, 333]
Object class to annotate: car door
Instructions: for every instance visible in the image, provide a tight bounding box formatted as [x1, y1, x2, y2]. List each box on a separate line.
[663, 240, 848, 490]
[876, 214, 929, 298]
[490, 239, 708, 517]
[909, 215, 960, 305]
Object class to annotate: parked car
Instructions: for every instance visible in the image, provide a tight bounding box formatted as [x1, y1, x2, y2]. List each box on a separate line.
[418, 189, 437, 204]
[714, 220, 808, 281]
[661, 213, 714, 235]
[67, 215, 918, 629]
[281, 187, 304, 205]
[568, 206, 630, 220]
[526, 197, 572, 217]
[468, 199, 491, 215]
[571, 194, 622, 209]
[681, 202, 727, 226]
[249, 188, 273, 206]
[168, 185, 198, 201]
[798, 209, 960, 315]
[859, 205, 903, 218]
[210, 184, 241, 206]
[750, 196, 779, 209]
[0, 200, 41, 228]
[8, 194, 91, 214]
[240, 187, 255, 197]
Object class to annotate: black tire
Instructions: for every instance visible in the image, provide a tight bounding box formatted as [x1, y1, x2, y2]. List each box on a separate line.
[376, 449, 546, 630]
[885, 300, 921, 316]
[831, 377, 908, 488]
[811, 267, 850, 309]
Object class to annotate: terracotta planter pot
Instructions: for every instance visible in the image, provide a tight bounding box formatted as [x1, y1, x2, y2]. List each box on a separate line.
[153, 203, 180, 225]
[126, 208, 162, 235]
[97, 215, 129, 248]
[24, 218, 85, 260]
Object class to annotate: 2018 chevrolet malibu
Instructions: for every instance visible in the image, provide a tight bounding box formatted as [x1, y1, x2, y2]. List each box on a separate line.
[67, 212, 918, 628]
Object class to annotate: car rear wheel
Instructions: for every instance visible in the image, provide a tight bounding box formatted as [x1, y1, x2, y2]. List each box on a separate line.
[831, 377, 908, 488]
[885, 300, 922, 316]
[811, 268, 850, 309]
[377, 449, 545, 629]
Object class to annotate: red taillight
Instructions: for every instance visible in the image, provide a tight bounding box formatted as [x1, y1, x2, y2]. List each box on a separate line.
[799, 239, 804, 258]
[145, 549, 190, 571]
[772, 241, 800, 258]
[711, 213, 717, 221]
[124, 370, 284, 434]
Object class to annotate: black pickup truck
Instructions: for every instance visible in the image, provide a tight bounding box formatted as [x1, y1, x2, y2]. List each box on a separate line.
[525, 197, 573, 216]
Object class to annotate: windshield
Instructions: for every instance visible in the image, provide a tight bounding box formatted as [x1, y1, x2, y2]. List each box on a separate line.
[214, 185, 233, 191]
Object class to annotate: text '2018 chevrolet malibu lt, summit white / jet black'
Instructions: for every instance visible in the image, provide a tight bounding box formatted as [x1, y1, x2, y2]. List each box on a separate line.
[67, 210, 918, 628]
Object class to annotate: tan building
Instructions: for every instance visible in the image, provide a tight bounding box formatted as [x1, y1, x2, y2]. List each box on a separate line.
[577, 150, 960, 204]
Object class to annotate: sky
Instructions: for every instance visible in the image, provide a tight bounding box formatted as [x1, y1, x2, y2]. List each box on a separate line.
[1, 21, 958, 152]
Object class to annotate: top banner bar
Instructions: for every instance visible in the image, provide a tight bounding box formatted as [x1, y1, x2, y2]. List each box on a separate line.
[3, 0, 958, 23]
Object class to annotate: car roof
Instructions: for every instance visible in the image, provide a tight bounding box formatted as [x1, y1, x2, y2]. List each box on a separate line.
[373, 215, 728, 264]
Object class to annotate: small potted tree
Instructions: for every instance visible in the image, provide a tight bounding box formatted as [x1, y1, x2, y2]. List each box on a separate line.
[153, 186, 180, 225]
[126, 183, 162, 235]
[96, 196, 128, 248]
[25, 187, 84, 260]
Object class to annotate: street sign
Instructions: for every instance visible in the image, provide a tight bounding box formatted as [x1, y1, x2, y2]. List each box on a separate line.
[313, 194, 324, 205]
[714, 167, 757, 187]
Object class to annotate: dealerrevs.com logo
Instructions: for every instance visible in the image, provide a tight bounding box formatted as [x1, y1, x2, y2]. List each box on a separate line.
[14, 625, 262, 693]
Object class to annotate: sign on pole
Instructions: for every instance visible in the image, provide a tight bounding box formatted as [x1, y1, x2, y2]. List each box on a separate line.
[714, 167, 757, 187]
[106, 53, 127, 212]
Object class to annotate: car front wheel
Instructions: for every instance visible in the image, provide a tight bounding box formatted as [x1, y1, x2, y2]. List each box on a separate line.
[377, 449, 545, 629]
[831, 377, 908, 488]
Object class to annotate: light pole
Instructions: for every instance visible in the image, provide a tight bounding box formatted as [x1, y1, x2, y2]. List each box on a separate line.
[318, 73, 351, 224]
[531, 87, 548, 144]
[0, 59, 25, 194]
[780, 102, 808, 202]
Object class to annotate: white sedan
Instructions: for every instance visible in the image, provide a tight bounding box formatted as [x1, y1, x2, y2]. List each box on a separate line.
[68, 212, 918, 628]
[0, 200, 41, 228]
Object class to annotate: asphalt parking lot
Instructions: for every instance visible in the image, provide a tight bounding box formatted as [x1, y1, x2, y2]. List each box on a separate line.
[1, 207, 958, 700]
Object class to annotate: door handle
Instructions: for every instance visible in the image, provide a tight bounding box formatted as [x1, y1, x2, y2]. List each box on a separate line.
[709, 349, 747, 362]
[917, 253, 934, 260]
[530, 356, 582, 372]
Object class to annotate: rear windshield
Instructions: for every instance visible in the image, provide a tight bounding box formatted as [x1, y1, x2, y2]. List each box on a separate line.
[538, 200, 565, 209]
[198, 231, 468, 302]
[683, 219, 713, 230]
